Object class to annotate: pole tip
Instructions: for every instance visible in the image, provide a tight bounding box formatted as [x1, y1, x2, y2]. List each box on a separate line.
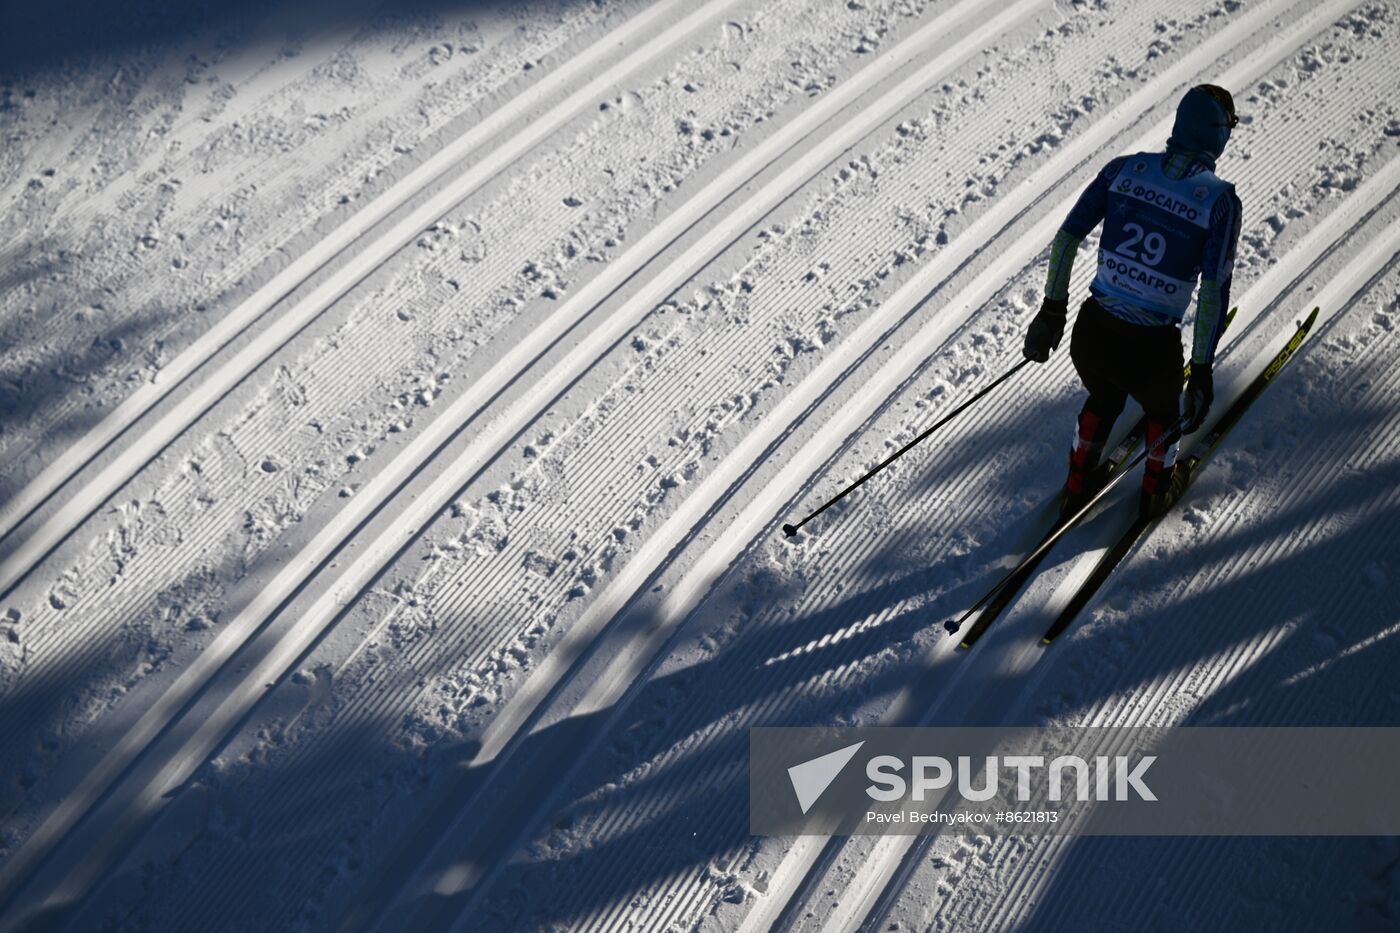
[781, 523, 798, 538]
[943, 619, 960, 634]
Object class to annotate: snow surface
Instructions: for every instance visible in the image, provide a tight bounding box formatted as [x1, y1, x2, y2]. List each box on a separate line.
[2, 0, 1400, 929]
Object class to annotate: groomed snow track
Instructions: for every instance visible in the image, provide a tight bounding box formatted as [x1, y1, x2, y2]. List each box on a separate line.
[2, 0, 1399, 930]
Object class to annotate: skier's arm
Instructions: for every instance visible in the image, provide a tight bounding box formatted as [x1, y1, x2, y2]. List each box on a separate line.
[1026, 157, 1128, 362]
[1043, 156, 1126, 301]
[1043, 230, 1081, 302]
[1191, 189, 1242, 365]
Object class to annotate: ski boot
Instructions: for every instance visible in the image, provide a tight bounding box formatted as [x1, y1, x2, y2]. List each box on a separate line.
[1059, 461, 1111, 521]
[1139, 463, 1189, 520]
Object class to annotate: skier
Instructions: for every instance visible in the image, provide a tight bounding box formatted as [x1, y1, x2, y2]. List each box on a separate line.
[1022, 84, 1242, 519]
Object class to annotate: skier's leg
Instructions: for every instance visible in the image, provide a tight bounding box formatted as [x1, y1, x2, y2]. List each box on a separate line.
[1066, 298, 1127, 505]
[1141, 415, 1180, 493]
[1066, 394, 1121, 496]
[1135, 328, 1188, 515]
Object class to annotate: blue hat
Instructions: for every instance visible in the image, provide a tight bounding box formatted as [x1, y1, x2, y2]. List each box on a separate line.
[1167, 85, 1237, 168]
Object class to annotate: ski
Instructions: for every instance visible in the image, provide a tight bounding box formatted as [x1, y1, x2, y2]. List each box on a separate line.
[955, 308, 1237, 650]
[1041, 306, 1320, 645]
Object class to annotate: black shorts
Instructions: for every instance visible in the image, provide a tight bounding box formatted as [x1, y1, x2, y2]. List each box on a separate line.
[1070, 297, 1183, 425]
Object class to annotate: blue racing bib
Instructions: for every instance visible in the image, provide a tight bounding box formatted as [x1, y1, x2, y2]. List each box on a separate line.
[1091, 153, 1232, 320]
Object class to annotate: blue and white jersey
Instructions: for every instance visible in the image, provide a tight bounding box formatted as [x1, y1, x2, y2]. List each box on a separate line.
[1088, 154, 1233, 319]
[1047, 148, 1242, 364]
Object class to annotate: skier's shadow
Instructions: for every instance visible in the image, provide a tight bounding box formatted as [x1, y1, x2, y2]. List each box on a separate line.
[343, 374, 1090, 927]
[425, 392, 1400, 930]
[336, 559, 950, 929]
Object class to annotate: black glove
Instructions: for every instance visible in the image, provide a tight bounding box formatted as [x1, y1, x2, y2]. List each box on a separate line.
[1023, 297, 1068, 363]
[1182, 362, 1213, 433]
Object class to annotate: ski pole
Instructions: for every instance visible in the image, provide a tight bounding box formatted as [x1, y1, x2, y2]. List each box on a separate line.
[782, 358, 1031, 538]
[942, 418, 1185, 634]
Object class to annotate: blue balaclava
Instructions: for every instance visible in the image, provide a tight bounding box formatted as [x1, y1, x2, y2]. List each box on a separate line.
[1166, 84, 1236, 168]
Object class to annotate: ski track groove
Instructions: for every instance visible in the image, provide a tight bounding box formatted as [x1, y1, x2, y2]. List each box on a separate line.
[71, 1, 1064, 924]
[0, 0, 1019, 918]
[6, 116, 611, 744]
[2, 0, 807, 793]
[4, 0, 964, 761]
[3, 2, 542, 242]
[144, 0, 1056, 921]
[1, 12, 787, 825]
[0, 1, 615, 487]
[0, 0, 739, 588]
[224, 0, 1045, 848]
[0, 0, 760, 914]
[761, 5, 1400, 924]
